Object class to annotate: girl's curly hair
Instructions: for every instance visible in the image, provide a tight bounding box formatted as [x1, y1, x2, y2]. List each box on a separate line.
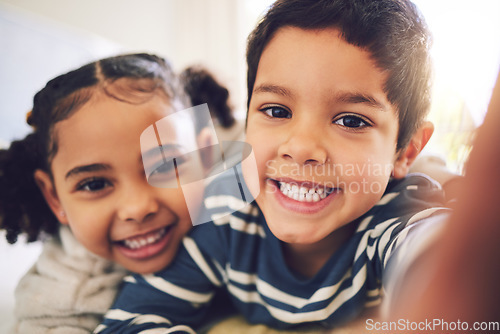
[180, 65, 235, 129]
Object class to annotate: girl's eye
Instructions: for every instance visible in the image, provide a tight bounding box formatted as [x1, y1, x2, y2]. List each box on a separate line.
[150, 160, 176, 177]
[333, 115, 371, 129]
[76, 178, 110, 192]
[148, 156, 186, 179]
[261, 106, 292, 119]
[147, 156, 189, 188]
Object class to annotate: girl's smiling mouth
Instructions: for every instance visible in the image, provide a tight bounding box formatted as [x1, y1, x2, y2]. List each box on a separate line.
[114, 225, 175, 260]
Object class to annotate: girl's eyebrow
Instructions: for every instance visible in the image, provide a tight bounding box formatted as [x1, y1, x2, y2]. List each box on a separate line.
[141, 143, 184, 161]
[65, 163, 112, 180]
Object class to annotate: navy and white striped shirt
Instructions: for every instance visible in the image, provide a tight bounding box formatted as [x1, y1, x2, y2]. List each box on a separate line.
[96, 173, 448, 333]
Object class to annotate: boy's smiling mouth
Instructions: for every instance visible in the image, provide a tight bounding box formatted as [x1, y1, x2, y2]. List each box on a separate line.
[268, 178, 338, 203]
[278, 181, 333, 202]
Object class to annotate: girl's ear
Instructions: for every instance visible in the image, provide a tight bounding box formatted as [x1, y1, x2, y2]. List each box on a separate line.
[393, 121, 434, 179]
[196, 127, 215, 174]
[34, 170, 68, 224]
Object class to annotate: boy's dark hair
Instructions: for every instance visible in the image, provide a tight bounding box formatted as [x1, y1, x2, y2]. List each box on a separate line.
[180, 65, 235, 129]
[0, 53, 188, 244]
[246, 0, 432, 151]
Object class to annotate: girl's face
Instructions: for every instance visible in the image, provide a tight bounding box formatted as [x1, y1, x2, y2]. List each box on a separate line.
[36, 93, 201, 274]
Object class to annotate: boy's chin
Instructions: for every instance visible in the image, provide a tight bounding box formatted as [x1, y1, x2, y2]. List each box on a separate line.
[265, 209, 359, 249]
[266, 216, 330, 245]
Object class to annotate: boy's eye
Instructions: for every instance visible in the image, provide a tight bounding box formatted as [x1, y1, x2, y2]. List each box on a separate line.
[76, 178, 110, 192]
[261, 106, 292, 119]
[333, 115, 371, 129]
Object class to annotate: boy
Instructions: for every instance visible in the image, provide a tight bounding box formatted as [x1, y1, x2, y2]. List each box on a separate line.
[97, 0, 449, 332]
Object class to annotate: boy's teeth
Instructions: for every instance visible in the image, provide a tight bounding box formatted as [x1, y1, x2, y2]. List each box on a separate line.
[278, 181, 330, 202]
[122, 228, 167, 250]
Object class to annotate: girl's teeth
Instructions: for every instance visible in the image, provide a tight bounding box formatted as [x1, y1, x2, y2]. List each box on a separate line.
[122, 228, 167, 250]
[278, 182, 330, 202]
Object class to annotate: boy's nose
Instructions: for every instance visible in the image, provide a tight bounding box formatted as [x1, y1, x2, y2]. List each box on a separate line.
[117, 183, 160, 224]
[278, 122, 328, 166]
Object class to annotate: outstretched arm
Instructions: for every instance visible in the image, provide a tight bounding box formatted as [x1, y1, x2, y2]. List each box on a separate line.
[391, 71, 500, 327]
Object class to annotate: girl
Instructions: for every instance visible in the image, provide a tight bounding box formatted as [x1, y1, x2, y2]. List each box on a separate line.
[0, 53, 214, 333]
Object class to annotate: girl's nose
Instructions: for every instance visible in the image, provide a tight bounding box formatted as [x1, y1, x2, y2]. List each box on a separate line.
[117, 183, 160, 224]
[278, 122, 328, 166]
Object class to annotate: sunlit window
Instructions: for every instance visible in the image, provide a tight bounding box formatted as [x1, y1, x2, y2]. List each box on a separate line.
[414, 0, 500, 173]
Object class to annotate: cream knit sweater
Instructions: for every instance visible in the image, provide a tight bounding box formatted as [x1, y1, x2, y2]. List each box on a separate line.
[11, 226, 127, 334]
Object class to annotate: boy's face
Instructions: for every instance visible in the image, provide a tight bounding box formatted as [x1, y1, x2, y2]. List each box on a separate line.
[245, 27, 401, 246]
[40, 94, 204, 274]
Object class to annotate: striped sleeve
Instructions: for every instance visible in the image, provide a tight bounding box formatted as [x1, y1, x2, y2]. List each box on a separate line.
[380, 211, 450, 316]
[95, 235, 223, 334]
[379, 207, 450, 269]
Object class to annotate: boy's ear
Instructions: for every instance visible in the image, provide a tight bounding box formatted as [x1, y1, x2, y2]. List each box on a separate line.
[196, 127, 215, 173]
[393, 121, 434, 179]
[34, 170, 68, 224]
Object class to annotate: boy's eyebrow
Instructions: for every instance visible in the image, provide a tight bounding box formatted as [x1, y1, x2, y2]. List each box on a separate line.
[335, 91, 387, 111]
[254, 84, 387, 110]
[253, 84, 387, 111]
[253, 84, 295, 99]
[65, 163, 112, 180]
